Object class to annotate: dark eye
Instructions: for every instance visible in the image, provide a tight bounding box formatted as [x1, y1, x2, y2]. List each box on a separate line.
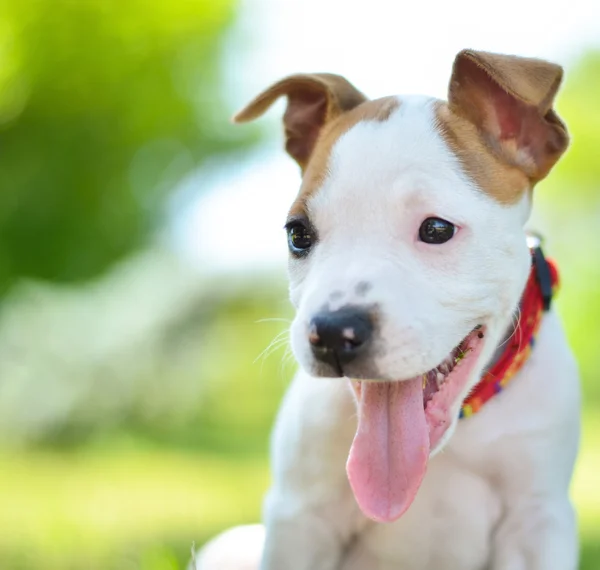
[418, 217, 456, 244]
[286, 222, 313, 255]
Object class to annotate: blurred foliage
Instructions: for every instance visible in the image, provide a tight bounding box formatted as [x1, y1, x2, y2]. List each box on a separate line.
[0, 258, 292, 449]
[0, 0, 256, 294]
[553, 51, 600, 195]
[538, 50, 600, 404]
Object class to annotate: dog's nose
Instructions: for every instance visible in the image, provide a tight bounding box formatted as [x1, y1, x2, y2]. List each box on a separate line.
[309, 307, 373, 369]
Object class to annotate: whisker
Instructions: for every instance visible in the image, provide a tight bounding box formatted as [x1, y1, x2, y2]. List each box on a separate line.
[512, 305, 524, 354]
[278, 346, 297, 382]
[254, 317, 293, 324]
[253, 330, 289, 365]
[497, 306, 522, 350]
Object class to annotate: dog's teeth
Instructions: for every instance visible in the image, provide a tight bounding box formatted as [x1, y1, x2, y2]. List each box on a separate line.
[440, 363, 449, 375]
[436, 372, 445, 387]
[454, 348, 472, 366]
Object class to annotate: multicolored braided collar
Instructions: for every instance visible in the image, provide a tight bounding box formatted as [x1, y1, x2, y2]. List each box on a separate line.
[460, 237, 559, 419]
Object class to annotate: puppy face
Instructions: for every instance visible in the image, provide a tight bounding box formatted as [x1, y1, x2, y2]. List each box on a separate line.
[287, 95, 530, 380]
[236, 51, 568, 521]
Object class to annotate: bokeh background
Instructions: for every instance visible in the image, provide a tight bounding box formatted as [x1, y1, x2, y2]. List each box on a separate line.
[0, 1, 599, 568]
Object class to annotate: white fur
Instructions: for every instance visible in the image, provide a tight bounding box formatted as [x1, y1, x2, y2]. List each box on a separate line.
[195, 96, 580, 570]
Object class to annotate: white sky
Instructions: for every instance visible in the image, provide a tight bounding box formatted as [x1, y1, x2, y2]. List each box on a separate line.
[172, 0, 600, 274]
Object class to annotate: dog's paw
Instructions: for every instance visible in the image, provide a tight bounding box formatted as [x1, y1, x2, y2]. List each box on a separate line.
[190, 525, 264, 570]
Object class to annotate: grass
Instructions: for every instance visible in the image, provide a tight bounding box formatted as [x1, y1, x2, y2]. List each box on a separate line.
[0, 415, 598, 570]
[0, 444, 269, 570]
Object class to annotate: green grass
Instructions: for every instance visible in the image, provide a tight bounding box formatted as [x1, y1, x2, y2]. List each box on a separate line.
[0, 445, 269, 570]
[0, 415, 598, 570]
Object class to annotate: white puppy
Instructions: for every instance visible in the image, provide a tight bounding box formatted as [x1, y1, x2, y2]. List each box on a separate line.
[195, 49, 581, 570]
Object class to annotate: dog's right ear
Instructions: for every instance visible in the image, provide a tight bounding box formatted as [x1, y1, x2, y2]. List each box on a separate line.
[233, 74, 367, 170]
[448, 50, 568, 183]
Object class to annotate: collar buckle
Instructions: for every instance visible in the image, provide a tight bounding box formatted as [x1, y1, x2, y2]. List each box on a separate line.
[528, 233, 553, 312]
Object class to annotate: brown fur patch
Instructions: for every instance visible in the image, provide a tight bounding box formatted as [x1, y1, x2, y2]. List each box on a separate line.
[450, 50, 563, 115]
[288, 96, 400, 218]
[233, 73, 368, 170]
[434, 101, 530, 205]
[445, 50, 568, 194]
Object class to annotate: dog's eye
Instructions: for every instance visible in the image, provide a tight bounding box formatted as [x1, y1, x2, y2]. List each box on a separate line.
[286, 222, 313, 255]
[419, 217, 456, 244]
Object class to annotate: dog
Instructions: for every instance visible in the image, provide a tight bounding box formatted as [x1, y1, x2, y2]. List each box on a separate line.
[194, 49, 581, 570]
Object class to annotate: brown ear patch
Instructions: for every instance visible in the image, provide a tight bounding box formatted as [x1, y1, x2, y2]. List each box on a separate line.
[445, 49, 569, 201]
[233, 73, 367, 170]
[288, 96, 400, 218]
[435, 101, 530, 204]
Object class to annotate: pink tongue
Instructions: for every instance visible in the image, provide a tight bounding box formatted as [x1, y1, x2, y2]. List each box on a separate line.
[346, 379, 429, 522]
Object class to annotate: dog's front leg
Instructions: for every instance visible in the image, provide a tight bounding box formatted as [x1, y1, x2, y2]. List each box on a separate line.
[490, 498, 578, 570]
[260, 371, 363, 570]
[260, 502, 346, 569]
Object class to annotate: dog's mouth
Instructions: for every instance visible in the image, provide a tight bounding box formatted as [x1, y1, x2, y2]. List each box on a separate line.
[346, 326, 487, 524]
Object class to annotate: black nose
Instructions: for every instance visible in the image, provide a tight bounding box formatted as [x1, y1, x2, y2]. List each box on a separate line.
[309, 307, 373, 371]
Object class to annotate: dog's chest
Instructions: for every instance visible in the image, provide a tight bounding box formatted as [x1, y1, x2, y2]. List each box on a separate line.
[342, 455, 501, 570]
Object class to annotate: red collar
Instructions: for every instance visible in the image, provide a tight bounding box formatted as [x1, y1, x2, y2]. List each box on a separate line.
[460, 241, 560, 418]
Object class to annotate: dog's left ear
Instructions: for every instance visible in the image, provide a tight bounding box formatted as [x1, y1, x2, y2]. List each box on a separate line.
[448, 49, 569, 182]
[232, 74, 367, 170]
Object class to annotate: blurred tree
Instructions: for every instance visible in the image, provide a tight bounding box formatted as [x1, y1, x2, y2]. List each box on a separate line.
[553, 50, 600, 201]
[540, 51, 600, 403]
[0, 0, 256, 294]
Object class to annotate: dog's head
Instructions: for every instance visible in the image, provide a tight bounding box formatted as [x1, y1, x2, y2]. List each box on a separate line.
[235, 50, 568, 522]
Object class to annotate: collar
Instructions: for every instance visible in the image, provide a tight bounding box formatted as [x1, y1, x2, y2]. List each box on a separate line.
[459, 237, 560, 419]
